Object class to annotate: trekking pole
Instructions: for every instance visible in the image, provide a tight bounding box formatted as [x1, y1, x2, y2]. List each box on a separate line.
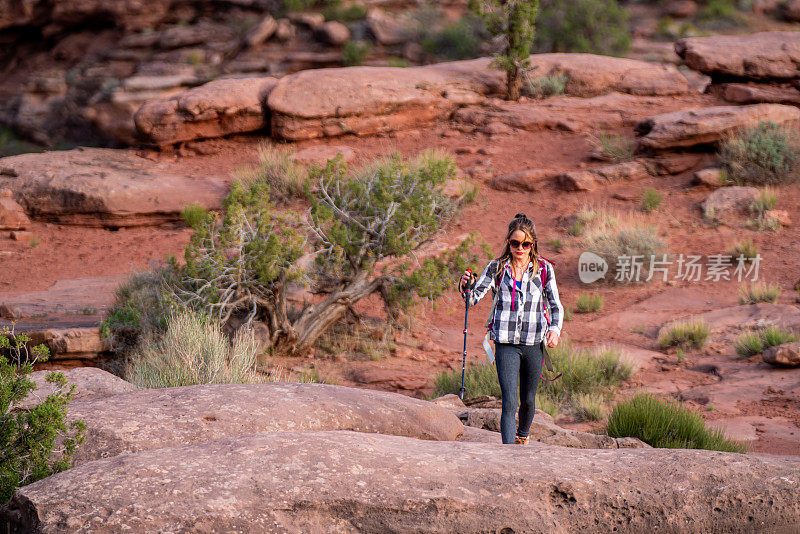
[459, 269, 476, 400]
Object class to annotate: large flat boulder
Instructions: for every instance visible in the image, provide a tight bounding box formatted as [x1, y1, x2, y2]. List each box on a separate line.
[3, 431, 798, 532]
[67, 382, 464, 464]
[676, 32, 800, 81]
[134, 76, 278, 146]
[0, 148, 227, 227]
[268, 55, 689, 140]
[635, 104, 800, 150]
[19, 367, 137, 410]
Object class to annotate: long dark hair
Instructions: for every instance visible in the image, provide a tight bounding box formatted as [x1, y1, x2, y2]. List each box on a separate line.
[496, 213, 540, 273]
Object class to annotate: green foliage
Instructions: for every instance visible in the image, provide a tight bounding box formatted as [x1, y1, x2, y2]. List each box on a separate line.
[534, 0, 631, 56]
[316, 318, 395, 361]
[658, 319, 709, 350]
[387, 57, 411, 68]
[546, 238, 564, 252]
[720, 122, 800, 186]
[641, 188, 663, 213]
[575, 292, 603, 313]
[181, 203, 209, 229]
[231, 144, 308, 204]
[738, 281, 780, 304]
[420, 13, 488, 60]
[596, 131, 635, 162]
[100, 265, 177, 356]
[573, 392, 606, 422]
[469, 0, 540, 99]
[1, 326, 86, 503]
[696, 0, 744, 26]
[751, 187, 778, 215]
[309, 150, 462, 278]
[523, 72, 567, 98]
[342, 40, 371, 66]
[0, 127, 43, 157]
[606, 393, 747, 452]
[735, 326, 798, 358]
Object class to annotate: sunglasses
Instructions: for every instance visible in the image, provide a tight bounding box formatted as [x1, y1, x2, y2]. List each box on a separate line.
[509, 239, 533, 250]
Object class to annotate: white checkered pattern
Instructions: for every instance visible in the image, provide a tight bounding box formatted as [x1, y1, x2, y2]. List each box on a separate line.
[465, 259, 564, 345]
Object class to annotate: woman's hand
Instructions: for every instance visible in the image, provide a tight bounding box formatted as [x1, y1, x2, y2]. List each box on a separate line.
[545, 330, 560, 348]
[459, 270, 473, 292]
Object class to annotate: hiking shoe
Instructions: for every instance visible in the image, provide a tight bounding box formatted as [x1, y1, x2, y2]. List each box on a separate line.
[514, 435, 530, 445]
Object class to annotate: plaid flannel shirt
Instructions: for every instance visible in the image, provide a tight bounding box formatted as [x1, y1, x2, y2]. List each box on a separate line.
[464, 258, 564, 345]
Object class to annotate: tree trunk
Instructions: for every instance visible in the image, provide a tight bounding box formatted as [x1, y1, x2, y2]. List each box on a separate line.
[285, 270, 382, 354]
[507, 65, 521, 100]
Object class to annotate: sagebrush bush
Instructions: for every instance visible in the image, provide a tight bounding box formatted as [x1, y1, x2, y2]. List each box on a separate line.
[125, 310, 276, 388]
[734, 330, 764, 358]
[580, 208, 665, 284]
[720, 122, 800, 185]
[738, 282, 780, 304]
[534, 0, 631, 55]
[596, 132, 635, 162]
[606, 392, 747, 452]
[658, 319, 709, 349]
[524, 73, 567, 98]
[1, 326, 86, 503]
[575, 292, 604, 313]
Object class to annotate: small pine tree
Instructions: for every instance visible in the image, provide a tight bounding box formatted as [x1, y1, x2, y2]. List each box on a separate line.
[469, 0, 539, 100]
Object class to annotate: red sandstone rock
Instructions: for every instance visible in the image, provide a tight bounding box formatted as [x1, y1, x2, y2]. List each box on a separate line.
[676, 32, 800, 81]
[636, 104, 800, 150]
[719, 83, 800, 106]
[763, 342, 800, 366]
[134, 76, 277, 146]
[0, 188, 29, 230]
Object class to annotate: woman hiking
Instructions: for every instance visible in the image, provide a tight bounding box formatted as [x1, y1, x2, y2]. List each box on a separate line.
[459, 213, 564, 445]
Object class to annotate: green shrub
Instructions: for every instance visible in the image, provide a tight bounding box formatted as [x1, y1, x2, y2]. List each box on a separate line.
[606, 392, 747, 452]
[420, 14, 487, 60]
[534, 0, 631, 56]
[696, 0, 743, 26]
[573, 392, 606, 422]
[181, 203, 209, 229]
[524, 73, 567, 98]
[727, 239, 758, 262]
[387, 57, 411, 68]
[567, 220, 585, 237]
[735, 325, 796, 358]
[738, 282, 780, 304]
[1, 326, 86, 503]
[596, 132, 635, 162]
[563, 307, 573, 322]
[547, 238, 564, 252]
[0, 126, 43, 157]
[231, 144, 308, 203]
[433, 360, 500, 399]
[734, 329, 764, 358]
[720, 122, 800, 185]
[342, 40, 371, 66]
[575, 292, 604, 313]
[751, 187, 778, 215]
[658, 319, 709, 349]
[641, 188, 663, 213]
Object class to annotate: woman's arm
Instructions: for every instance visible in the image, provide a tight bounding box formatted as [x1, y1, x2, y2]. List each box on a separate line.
[543, 262, 564, 335]
[462, 261, 496, 306]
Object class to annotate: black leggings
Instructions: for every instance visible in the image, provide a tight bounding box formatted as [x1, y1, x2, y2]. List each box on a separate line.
[494, 342, 544, 444]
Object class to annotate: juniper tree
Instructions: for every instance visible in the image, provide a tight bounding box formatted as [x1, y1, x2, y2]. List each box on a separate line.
[171, 150, 486, 355]
[469, 0, 540, 100]
[1, 327, 86, 503]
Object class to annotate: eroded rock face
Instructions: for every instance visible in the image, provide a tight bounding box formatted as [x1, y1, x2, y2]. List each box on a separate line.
[3, 430, 799, 533]
[676, 32, 800, 81]
[700, 186, 759, 221]
[558, 161, 650, 192]
[0, 188, 29, 230]
[67, 382, 464, 464]
[719, 83, 800, 106]
[635, 104, 800, 150]
[0, 148, 227, 227]
[134, 76, 278, 145]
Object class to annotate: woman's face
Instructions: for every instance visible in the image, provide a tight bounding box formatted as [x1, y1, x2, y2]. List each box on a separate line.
[508, 229, 533, 261]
